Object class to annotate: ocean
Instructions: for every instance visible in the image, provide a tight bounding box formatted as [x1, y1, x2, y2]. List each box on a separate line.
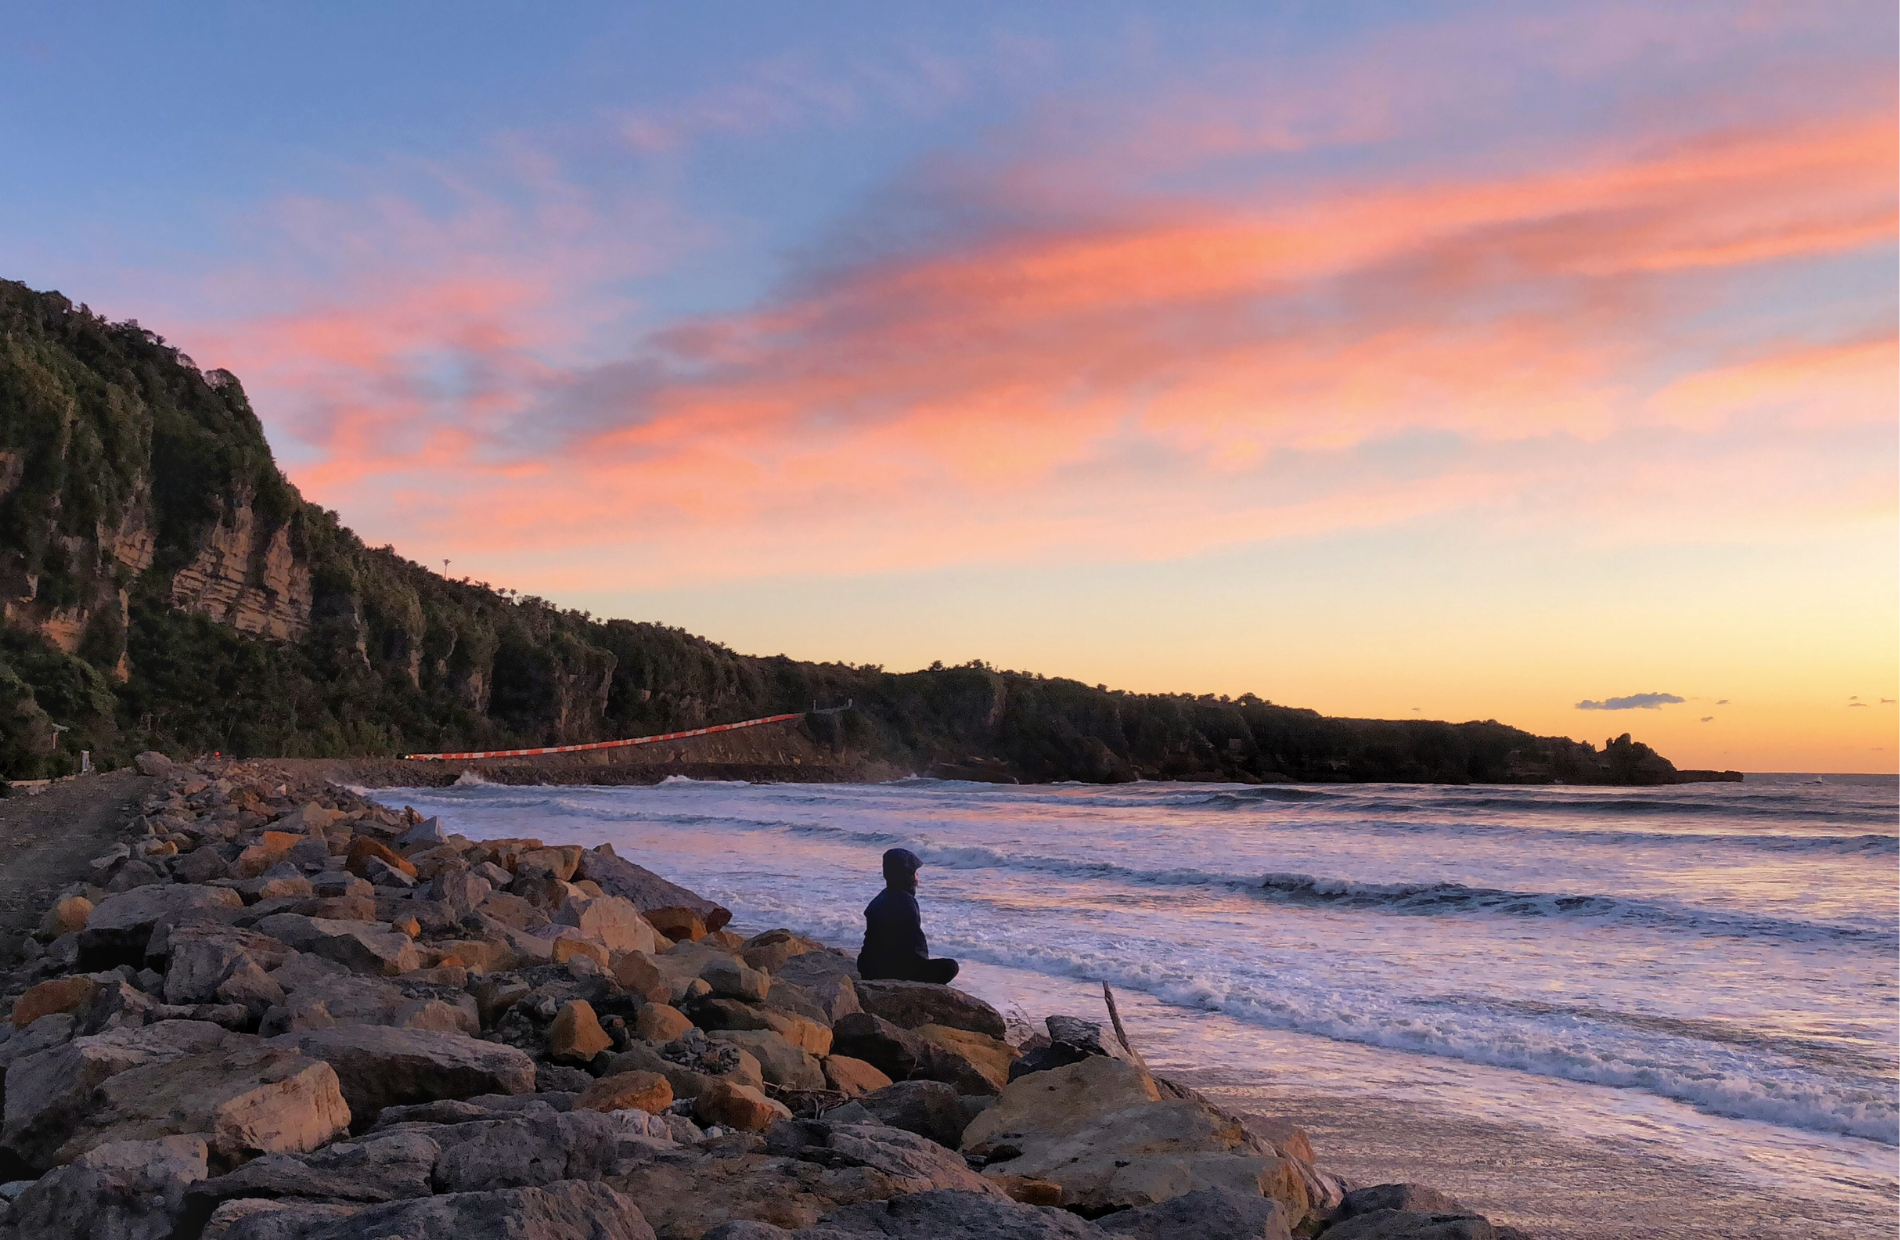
[372, 773, 1899, 1236]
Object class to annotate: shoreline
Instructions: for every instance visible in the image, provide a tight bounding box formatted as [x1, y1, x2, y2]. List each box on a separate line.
[0, 755, 1884, 1238]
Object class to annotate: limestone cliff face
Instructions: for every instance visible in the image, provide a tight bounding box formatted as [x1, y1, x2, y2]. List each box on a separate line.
[169, 492, 313, 641]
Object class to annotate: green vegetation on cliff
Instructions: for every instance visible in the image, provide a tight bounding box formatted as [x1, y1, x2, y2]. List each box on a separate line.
[0, 280, 1685, 785]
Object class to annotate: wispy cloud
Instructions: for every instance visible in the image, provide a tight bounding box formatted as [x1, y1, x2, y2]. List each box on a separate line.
[1577, 692, 1687, 711]
[158, 2, 1898, 588]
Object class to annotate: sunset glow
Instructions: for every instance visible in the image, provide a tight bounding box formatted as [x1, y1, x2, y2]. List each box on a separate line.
[4, 2, 1893, 770]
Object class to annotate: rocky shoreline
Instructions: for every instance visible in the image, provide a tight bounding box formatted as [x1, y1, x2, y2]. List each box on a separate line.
[0, 755, 1533, 1239]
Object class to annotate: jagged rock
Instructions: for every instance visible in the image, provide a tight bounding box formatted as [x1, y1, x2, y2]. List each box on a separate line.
[577, 1070, 673, 1114]
[212, 1180, 655, 1240]
[3, 1020, 231, 1169]
[694, 1078, 791, 1131]
[515, 845, 583, 881]
[164, 923, 293, 1004]
[216, 959, 286, 1016]
[635, 1002, 694, 1044]
[854, 980, 1007, 1040]
[740, 929, 828, 975]
[764, 1120, 1001, 1196]
[577, 846, 731, 931]
[1097, 1186, 1293, 1240]
[430, 869, 493, 913]
[79, 885, 243, 967]
[646, 907, 709, 942]
[12, 1028, 348, 1171]
[253, 914, 421, 976]
[173, 847, 230, 884]
[914, 1024, 1019, 1092]
[1322, 1212, 1499, 1240]
[10, 976, 100, 1028]
[821, 1055, 892, 1099]
[265, 972, 478, 1037]
[270, 1026, 535, 1123]
[1337, 1185, 1469, 1219]
[550, 1000, 614, 1064]
[611, 950, 671, 1002]
[344, 837, 415, 880]
[552, 936, 611, 969]
[363, 857, 416, 889]
[962, 1057, 1301, 1218]
[799, 1187, 1097, 1238]
[234, 833, 303, 880]
[428, 1106, 620, 1192]
[702, 958, 771, 1004]
[553, 895, 660, 955]
[396, 816, 449, 849]
[771, 957, 861, 1024]
[709, 1029, 826, 1090]
[134, 751, 174, 777]
[833, 1079, 969, 1149]
[198, 1197, 360, 1238]
[832, 1013, 1000, 1096]
[7, 1134, 208, 1240]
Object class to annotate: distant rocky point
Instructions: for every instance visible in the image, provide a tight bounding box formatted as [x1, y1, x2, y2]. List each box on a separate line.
[0, 279, 1728, 788]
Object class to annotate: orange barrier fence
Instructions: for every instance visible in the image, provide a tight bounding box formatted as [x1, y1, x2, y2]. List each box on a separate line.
[403, 712, 805, 762]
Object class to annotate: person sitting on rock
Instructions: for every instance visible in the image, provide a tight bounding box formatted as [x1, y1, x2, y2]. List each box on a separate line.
[858, 847, 959, 983]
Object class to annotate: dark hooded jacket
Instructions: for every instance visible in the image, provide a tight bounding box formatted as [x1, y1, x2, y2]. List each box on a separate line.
[858, 848, 929, 978]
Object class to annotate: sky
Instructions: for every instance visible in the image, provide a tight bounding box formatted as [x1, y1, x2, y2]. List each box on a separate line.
[2, 1, 1895, 772]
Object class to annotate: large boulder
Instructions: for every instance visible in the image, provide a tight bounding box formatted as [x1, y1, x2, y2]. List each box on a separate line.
[3, 1020, 231, 1169]
[913, 1024, 1019, 1092]
[552, 895, 660, 955]
[180, 1129, 440, 1227]
[769, 954, 860, 1023]
[765, 1119, 1004, 1197]
[1097, 1186, 1294, 1240]
[8, 1027, 349, 1172]
[211, 1180, 655, 1240]
[270, 1026, 534, 1123]
[163, 923, 293, 1005]
[831, 1013, 1002, 1096]
[821, 1055, 892, 1099]
[854, 980, 1006, 1039]
[6, 1134, 208, 1240]
[961, 1056, 1302, 1218]
[740, 929, 828, 975]
[576, 846, 731, 932]
[833, 1079, 970, 1149]
[266, 972, 479, 1036]
[708, 1029, 826, 1091]
[253, 914, 422, 977]
[78, 884, 243, 967]
[428, 1107, 621, 1193]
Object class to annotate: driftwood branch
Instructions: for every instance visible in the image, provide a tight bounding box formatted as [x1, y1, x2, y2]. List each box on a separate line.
[1102, 982, 1150, 1073]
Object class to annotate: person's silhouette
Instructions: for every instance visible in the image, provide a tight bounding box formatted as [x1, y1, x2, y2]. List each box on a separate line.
[857, 848, 960, 983]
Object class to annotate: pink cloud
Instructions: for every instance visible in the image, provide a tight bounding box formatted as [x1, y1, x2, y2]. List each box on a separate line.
[167, 10, 1895, 589]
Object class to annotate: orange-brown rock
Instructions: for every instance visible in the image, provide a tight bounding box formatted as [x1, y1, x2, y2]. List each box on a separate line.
[820, 1054, 892, 1098]
[549, 999, 613, 1064]
[644, 907, 707, 943]
[345, 837, 416, 880]
[703, 929, 745, 952]
[611, 950, 671, 1002]
[235, 831, 304, 878]
[692, 1078, 790, 1131]
[38, 895, 93, 938]
[915, 1024, 1020, 1092]
[515, 845, 582, 881]
[577, 1070, 673, 1114]
[634, 1002, 693, 1045]
[392, 917, 421, 938]
[11, 976, 99, 1028]
[552, 937, 610, 969]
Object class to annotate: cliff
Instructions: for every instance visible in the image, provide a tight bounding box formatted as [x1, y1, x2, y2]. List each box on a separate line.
[0, 279, 1697, 786]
